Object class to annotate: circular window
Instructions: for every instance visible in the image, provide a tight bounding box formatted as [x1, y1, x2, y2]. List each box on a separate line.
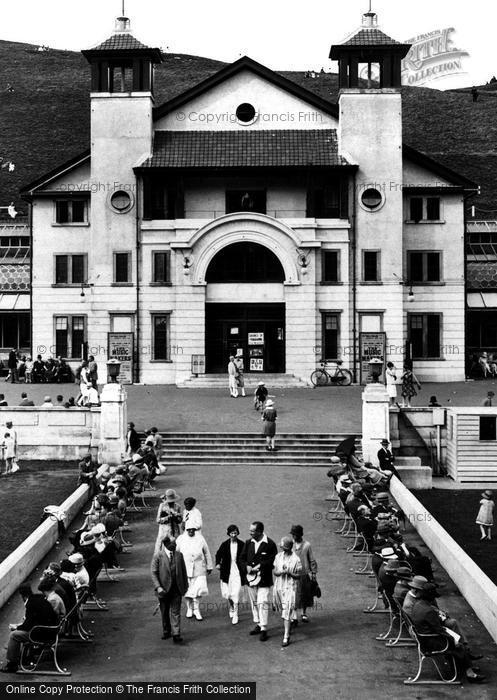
[236, 103, 257, 124]
[360, 188, 383, 211]
[110, 190, 133, 213]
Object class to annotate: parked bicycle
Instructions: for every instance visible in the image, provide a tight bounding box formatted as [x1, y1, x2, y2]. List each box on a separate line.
[310, 360, 353, 387]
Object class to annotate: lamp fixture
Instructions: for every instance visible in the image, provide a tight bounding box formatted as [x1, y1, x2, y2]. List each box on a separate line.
[183, 256, 193, 275]
[80, 284, 85, 298]
[296, 249, 310, 275]
[393, 273, 414, 302]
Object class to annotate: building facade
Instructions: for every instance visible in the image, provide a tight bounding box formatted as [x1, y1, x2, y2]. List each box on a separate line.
[23, 12, 476, 384]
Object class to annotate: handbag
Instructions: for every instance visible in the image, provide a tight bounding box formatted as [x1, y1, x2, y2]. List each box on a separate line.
[309, 576, 321, 598]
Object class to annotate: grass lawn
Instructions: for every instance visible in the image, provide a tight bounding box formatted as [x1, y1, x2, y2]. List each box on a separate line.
[416, 488, 497, 584]
[0, 461, 78, 564]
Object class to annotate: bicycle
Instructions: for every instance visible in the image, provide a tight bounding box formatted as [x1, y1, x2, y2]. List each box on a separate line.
[310, 360, 353, 387]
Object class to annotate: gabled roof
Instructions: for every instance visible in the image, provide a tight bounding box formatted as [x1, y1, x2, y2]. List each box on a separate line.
[153, 55, 339, 121]
[137, 130, 351, 169]
[403, 145, 478, 191]
[20, 150, 90, 198]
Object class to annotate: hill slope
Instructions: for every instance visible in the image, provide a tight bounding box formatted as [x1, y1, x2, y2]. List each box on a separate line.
[1, 39, 495, 213]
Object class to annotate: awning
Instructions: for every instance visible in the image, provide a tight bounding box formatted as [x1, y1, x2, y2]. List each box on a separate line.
[0, 294, 30, 311]
[467, 292, 497, 308]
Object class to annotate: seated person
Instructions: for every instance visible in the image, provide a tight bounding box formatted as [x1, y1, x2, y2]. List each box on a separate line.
[77, 454, 98, 497]
[68, 553, 90, 599]
[128, 454, 149, 486]
[355, 505, 377, 551]
[44, 358, 57, 383]
[403, 577, 484, 683]
[32, 355, 46, 383]
[57, 357, 73, 383]
[38, 576, 66, 622]
[392, 566, 414, 605]
[254, 382, 268, 411]
[345, 483, 371, 517]
[42, 562, 77, 625]
[0, 583, 58, 673]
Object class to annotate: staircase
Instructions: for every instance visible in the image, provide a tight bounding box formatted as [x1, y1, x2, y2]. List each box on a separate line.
[159, 432, 358, 469]
[177, 373, 309, 388]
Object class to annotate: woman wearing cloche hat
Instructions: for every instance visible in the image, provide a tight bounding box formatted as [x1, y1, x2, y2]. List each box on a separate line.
[261, 399, 277, 451]
[476, 489, 494, 541]
[154, 489, 182, 554]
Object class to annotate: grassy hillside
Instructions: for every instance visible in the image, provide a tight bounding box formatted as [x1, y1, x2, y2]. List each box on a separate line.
[1, 39, 496, 213]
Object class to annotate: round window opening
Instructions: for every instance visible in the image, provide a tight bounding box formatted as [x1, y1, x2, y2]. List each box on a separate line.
[236, 103, 257, 124]
[110, 190, 133, 213]
[361, 188, 383, 211]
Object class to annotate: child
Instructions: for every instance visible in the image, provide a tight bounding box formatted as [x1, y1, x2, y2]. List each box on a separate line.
[476, 490, 494, 541]
[2, 432, 15, 475]
[254, 381, 268, 411]
[24, 356, 34, 383]
[400, 361, 421, 408]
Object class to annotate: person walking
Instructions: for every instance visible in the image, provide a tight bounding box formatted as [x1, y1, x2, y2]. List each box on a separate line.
[234, 354, 246, 397]
[88, 355, 98, 389]
[176, 520, 212, 621]
[290, 524, 317, 624]
[483, 391, 495, 407]
[228, 355, 238, 398]
[476, 490, 494, 541]
[254, 381, 268, 411]
[126, 421, 141, 457]
[385, 361, 398, 406]
[400, 361, 421, 408]
[215, 524, 247, 625]
[240, 521, 277, 642]
[272, 536, 302, 647]
[182, 496, 203, 533]
[261, 399, 277, 451]
[76, 361, 91, 406]
[151, 535, 188, 643]
[155, 489, 183, 554]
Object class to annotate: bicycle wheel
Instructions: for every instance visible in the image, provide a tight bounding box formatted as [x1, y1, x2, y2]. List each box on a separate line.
[310, 369, 328, 387]
[335, 369, 353, 386]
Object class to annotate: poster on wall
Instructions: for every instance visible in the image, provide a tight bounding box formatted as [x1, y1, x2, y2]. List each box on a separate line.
[359, 332, 386, 385]
[248, 332, 264, 345]
[107, 332, 134, 384]
[250, 358, 264, 372]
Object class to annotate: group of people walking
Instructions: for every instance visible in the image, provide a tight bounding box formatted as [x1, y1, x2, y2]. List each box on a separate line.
[151, 503, 318, 648]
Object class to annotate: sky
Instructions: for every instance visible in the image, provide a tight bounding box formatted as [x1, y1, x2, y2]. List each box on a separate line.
[1, 0, 495, 89]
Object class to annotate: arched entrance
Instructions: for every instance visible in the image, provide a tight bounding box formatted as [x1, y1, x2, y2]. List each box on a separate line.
[205, 242, 286, 373]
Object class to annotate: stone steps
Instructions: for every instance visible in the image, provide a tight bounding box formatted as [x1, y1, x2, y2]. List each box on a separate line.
[177, 373, 309, 388]
[157, 432, 359, 469]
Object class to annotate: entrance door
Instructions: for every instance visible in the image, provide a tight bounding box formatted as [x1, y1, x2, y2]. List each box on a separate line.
[205, 304, 285, 373]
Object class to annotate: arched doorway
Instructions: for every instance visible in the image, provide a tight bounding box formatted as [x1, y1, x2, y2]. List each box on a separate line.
[205, 243, 286, 373]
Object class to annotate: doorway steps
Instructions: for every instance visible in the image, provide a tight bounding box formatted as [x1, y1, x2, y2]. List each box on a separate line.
[159, 432, 359, 469]
[177, 373, 309, 389]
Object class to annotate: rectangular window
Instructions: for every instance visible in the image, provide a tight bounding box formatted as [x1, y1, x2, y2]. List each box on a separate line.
[152, 314, 170, 361]
[362, 250, 380, 282]
[114, 252, 131, 284]
[321, 251, 340, 283]
[322, 313, 340, 361]
[152, 251, 171, 284]
[54, 315, 86, 359]
[226, 191, 266, 215]
[480, 416, 496, 441]
[54, 254, 87, 285]
[409, 313, 441, 359]
[407, 251, 442, 283]
[408, 196, 441, 223]
[55, 200, 87, 224]
[143, 177, 181, 219]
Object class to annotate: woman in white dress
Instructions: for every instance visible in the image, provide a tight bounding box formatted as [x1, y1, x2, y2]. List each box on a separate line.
[215, 525, 247, 625]
[154, 489, 182, 554]
[272, 536, 302, 647]
[176, 519, 212, 620]
[385, 361, 398, 406]
[77, 361, 91, 406]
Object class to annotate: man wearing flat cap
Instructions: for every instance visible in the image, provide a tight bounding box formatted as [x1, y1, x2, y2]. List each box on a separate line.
[151, 535, 188, 643]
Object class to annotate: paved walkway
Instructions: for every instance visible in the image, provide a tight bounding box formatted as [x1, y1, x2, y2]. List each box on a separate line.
[0, 378, 496, 433]
[0, 465, 494, 698]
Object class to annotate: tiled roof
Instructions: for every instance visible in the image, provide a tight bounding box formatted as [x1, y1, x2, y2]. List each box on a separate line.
[343, 28, 401, 46]
[90, 34, 152, 52]
[140, 130, 349, 169]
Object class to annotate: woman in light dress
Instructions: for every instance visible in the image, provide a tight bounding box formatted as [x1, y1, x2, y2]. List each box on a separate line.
[290, 524, 318, 624]
[77, 361, 91, 406]
[476, 489, 494, 541]
[385, 361, 398, 406]
[272, 536, 302, 647]
[154, 489, 182, 554]
[176, 519, 213, 620]
[215, 524, 247, 625]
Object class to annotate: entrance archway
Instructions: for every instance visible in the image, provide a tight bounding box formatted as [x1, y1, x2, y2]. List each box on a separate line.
[205, 242, 286, 373]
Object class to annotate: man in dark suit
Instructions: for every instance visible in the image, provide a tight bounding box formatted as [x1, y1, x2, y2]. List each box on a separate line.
[126, 421, 141, 456]
[151, 535, 188, 643]
[19, 392, 34, 406]
[7, 348, 18, 383]
[1, 583, 58, 673]
[377, 439, 401, 480]
[240, 521, 277, 642]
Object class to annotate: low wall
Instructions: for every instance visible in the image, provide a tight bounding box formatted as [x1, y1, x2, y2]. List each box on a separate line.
[0, 466, 105, 610]
[390, 477, 497, 644]
[0, 406, 100, 460]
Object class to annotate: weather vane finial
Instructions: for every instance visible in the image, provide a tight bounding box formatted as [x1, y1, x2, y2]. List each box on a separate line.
[122, 0, 126, 16]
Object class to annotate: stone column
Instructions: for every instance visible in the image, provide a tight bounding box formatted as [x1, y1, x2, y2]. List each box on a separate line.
[98, 383, 128, 466]
[361, 383, 390, 466]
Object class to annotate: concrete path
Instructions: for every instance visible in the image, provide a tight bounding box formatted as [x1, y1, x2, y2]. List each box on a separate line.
[0, 464, 494, 698]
